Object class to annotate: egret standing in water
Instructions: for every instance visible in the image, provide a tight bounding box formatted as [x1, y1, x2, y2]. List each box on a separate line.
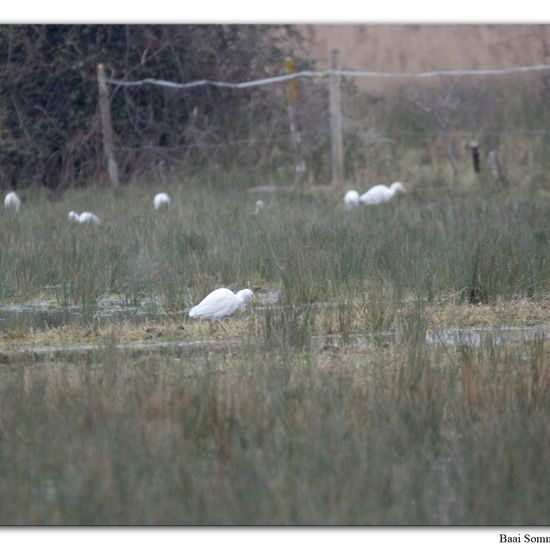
[154, 192, 171, 210]
[344, 190, 360, 209]
[4, 192, 21, 212]
[189, 287, 254, 329]
[359, 182, 407, 206]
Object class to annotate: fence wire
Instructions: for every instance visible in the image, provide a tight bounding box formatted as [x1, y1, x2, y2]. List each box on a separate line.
[104, 62, 550, 182]
[106, 63, 550, 91]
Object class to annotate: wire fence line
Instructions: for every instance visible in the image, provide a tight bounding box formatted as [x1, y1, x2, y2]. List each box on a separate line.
[96, 60, 550, 187]
[105, 63, 550, 91]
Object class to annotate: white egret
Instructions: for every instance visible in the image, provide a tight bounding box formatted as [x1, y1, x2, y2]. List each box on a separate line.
[78, 212, 101, 225]
[68, 211, 100, 225]
[359, 182, 407, 206]
[4, 191, 21, 212]
[344, 190, 360, 209]
[189, 288, 254, 321]
[154, 192, 171, 210]
[254, 200, 265, 215]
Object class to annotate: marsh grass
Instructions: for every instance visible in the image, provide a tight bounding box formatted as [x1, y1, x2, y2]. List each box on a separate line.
[0, 334, 549, 525]
[256, 305, 314, 353]
[0, 179, 549, 311]
[1, 175, 550, 525]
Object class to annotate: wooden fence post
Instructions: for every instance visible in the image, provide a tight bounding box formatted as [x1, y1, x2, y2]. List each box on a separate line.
[469, 140, 481, 173]
[97, 63, 120, 188]
[329, 49, 344, 188]
[488, 150, 507, 188]
[284, 57, 307, 186]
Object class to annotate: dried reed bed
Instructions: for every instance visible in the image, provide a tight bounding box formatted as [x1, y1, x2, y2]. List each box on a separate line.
[299, 24, 550, 82]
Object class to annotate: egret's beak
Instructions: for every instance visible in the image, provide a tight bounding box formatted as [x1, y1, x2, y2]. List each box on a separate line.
[400, 185, 408, 194]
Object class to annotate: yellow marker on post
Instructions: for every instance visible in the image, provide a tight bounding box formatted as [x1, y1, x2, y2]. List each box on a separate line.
[284, 57, 297, 102]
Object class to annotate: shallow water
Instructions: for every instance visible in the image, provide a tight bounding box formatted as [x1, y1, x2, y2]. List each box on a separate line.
[425, 323, 550, 347]
[1, 323, 548, 358]
[320, 323, 550, 351]
[0, 307, 169, 332]
[1, 290, 549, 357]
[0, 336, 241, 357]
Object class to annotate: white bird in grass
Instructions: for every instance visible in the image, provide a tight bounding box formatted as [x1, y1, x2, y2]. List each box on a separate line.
[254, 200, 265, 215]
[68, 211, 101, 225]
[78, 212, 101, 225]
[154, 192, 171, 210]
[344, 190, 360, 209]
[189, 288, 254, 327]
[359, 182, 407, 206]
[68, 211, 80, 223]
[4, 191, 21, 212]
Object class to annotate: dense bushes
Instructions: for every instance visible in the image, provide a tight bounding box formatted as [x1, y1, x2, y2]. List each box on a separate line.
[0, 25, 311, 188]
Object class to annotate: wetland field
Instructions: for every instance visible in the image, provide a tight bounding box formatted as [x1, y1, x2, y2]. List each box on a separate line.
[1, 178, 550, 525]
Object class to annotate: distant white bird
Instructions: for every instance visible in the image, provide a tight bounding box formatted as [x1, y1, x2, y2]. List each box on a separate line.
[189, 288, 254, 321]
[68, 211, 80, 223]
[4, 191, 21, 212]
[254, 200, 265, 215]
[78, 212, 101, 225]
[154, 192, 171, 210]
[344, 190, 360, 209]
[69, 211, 100, 225]
[359, 182, 407, 206]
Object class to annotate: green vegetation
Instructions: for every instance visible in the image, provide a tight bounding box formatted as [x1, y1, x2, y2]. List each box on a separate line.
[0, 334, 549, 525]
[0, 180, 549, 524]
[0, 180, 549, 309]
[0, 24, 309, 188]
